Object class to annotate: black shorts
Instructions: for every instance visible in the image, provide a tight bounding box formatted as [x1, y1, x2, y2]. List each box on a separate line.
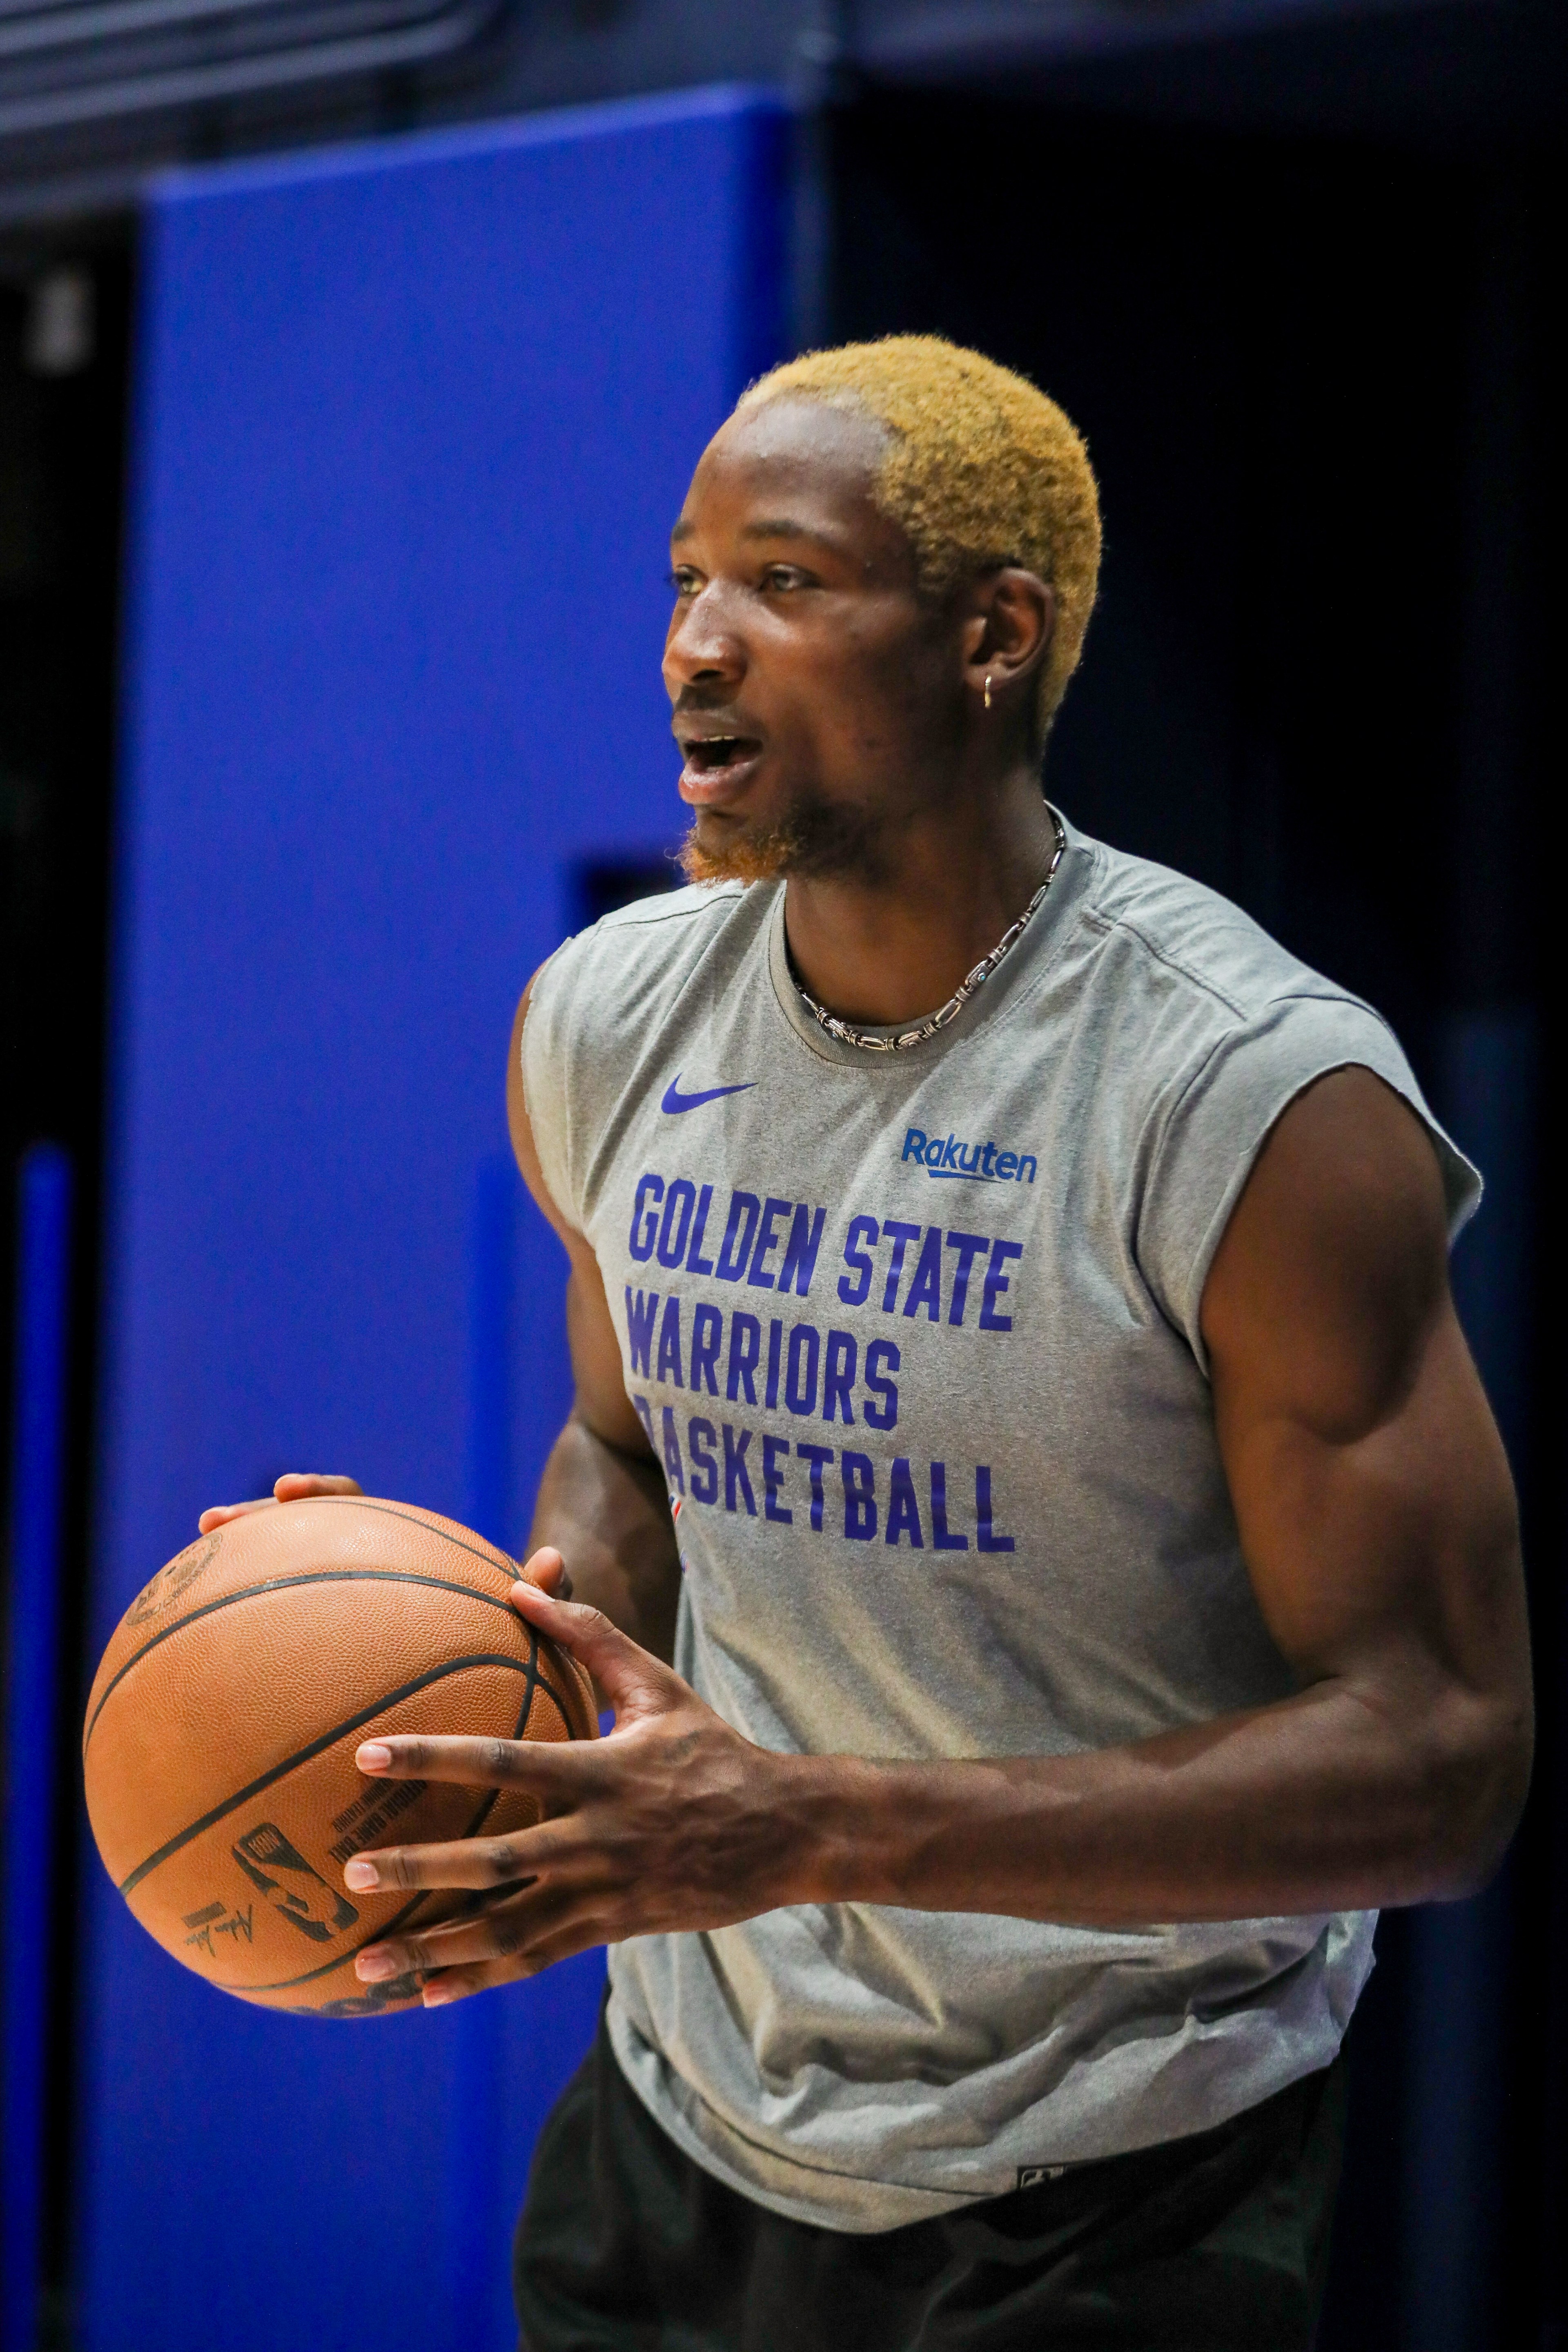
[513, 2005, 1346, 2352]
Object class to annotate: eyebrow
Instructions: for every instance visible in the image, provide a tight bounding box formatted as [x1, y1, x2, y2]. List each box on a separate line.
[667, 517, 839, 551]
[739, 518, 835, 546]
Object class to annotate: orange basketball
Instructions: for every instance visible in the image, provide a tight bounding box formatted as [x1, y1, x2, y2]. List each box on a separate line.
[82, 1495, 596, 2018]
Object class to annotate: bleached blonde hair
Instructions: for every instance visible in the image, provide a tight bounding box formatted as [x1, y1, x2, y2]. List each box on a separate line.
[735, 334, 1101, 742]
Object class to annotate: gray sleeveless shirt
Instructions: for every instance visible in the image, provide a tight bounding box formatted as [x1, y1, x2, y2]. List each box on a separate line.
[521, 813, 1478, 2232]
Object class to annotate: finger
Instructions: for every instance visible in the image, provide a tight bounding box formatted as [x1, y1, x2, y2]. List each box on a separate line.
[198, 1474, 365, 1536]
[507, 1583, 679, 1717]
[342, 1814, 571, 1895]
[353, 1732, 582, 1795]
[421, 1922, 605, 2007]
[355, 1882, 584, 1980]
[518, 1545, 573, 1600]
[197, 1498, 277, 1533]
[375, 1866, 593, 1966]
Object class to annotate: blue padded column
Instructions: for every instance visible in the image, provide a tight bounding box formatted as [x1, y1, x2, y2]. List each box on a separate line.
[78, 87, 786, 2352]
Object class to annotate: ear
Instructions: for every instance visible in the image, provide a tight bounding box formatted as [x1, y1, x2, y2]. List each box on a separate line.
[961, 569, 1055, 718]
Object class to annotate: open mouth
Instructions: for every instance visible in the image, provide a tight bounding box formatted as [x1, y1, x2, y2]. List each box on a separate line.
[682, 735, 761, 774]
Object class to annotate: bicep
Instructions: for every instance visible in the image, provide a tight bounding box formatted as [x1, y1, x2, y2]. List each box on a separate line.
[1201, 1068, 1526, 1711]
[508, 972, 653, 1461]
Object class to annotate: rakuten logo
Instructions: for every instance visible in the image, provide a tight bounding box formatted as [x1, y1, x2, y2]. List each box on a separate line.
[902, 1129, 1037, 1183]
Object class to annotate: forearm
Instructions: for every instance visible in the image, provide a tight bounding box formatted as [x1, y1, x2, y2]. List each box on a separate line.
[527, 1413, 681, 1663]
[780, 1670, 1529, 1924]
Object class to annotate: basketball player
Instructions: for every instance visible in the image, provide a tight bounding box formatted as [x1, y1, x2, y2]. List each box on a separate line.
[205, 339, 1532, 2348]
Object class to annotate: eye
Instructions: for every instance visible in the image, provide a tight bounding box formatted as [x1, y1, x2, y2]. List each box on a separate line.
[667, 567, 701, 597]
[761, 565, 810, 593]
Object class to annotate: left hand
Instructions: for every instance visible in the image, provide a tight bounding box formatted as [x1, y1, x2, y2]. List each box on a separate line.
[343, 1560, 810, 2007]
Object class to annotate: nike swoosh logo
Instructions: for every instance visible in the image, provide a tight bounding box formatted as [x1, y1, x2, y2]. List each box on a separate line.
[660, 1076, 757, 1114]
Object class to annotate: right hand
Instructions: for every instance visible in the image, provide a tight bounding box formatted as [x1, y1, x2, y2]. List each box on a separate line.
[198, 1472, 364, 1533]
[195, 1476, 574, 1598]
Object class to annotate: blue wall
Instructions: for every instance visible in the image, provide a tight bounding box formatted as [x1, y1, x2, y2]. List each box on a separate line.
[76, 87, 786, 2352]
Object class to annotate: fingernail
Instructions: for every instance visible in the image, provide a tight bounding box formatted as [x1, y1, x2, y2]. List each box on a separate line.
[423, 1980, 458, 2007]
[356, 1742, 392, 1771]
[344, 1860, 379, 1891]
[355, 1947, 397, 1981]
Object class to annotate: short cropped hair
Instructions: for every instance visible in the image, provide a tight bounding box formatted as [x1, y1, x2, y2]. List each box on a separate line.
[735, 335, 1101, 742]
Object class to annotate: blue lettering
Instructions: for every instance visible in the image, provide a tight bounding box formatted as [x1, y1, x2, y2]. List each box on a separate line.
[902, 1226, 943, 1321]
[930, 1461, 968, 1549]
[686, 1183, 717, 1274]
[655, 1296, 684, 1388]
[823, 1330, 856, 1423]
[785, 1323, 820, 1417]
[766, 1318, 783, 1409]
[747, 1196, 792, 1290]
[656, 1178, 695, 1268]
[940, 1136, 961, 1172]
[689, 1303, 722, 1396]
[880, 1220, 922, 1312]
[660, 1405, 685, 1494]
[631, 1394, 656, 1450]
[726, 1312, 761, 1404]
[629, 1173, 663, 1262]
[688, 1417, 719, 1504]
[762, 1434, 793, 1524]
[1016, 1156, 1037, 1185]
[863, 1339, 900, 1430]
[837, 1214, 878, 1307]
[885, 1458, 924, 1548]
[976, 1465, 1014, 1552]
[722, 1423, 757, 1515]
[715, 1190, 760, 1282]
[841, 1451, 877, 1542]
[995, 1152, 1018, 1180]
[625, 1287, 659, 1377]
[902, 1128, 928, 1164]
[778, 1203, 826, 1297]
[796, 1441, 833, 1532]
[943, 1231, 989, 1327]
[980, 1239, 1024, 1332]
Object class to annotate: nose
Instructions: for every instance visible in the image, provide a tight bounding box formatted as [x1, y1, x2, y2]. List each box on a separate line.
[662, 581, 746, 699]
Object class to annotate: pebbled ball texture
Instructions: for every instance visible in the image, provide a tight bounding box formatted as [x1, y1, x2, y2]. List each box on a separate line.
[82, 1496, 595, 2018]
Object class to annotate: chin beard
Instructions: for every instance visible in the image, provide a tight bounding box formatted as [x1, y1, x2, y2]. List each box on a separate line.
[678, 795, 887, 888]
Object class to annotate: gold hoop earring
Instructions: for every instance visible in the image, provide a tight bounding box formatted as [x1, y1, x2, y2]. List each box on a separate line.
[984, 673, 994, 711]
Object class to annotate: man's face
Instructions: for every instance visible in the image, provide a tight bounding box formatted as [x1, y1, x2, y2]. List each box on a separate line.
[664, 398, 965, 885]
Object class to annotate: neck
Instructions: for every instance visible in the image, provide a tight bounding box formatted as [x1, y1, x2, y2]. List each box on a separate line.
[782, 762, 1056, 1027]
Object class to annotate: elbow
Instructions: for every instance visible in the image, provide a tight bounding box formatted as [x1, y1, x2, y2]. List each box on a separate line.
[1412, 1696, 1534, 1902]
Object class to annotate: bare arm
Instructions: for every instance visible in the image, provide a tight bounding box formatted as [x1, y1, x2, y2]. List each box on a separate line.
[345, 1067, 1534, 2000]
[506, 975, 681, 1661]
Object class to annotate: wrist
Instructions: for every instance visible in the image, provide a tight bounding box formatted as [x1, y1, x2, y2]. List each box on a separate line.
[768, 1753, 915, 1908]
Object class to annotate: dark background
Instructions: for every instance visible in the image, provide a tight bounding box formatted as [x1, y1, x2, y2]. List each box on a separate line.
[2, 11, 1563, 2345]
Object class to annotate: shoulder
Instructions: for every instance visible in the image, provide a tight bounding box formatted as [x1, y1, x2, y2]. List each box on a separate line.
[1063, 831, 1441, 1154]
[1074, 833, 1353, 1031]
[1057, 832, 1479, 1350]
[524, 880, 760, 1071]
[519, 881, 770, 1226]
[529, 881, 753, 1030]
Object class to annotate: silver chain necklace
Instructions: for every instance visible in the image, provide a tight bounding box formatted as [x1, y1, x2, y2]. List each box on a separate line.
[790, 806, 1068, 1055]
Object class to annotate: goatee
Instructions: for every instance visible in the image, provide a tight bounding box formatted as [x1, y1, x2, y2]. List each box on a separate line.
[678, 795, 887, 888]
